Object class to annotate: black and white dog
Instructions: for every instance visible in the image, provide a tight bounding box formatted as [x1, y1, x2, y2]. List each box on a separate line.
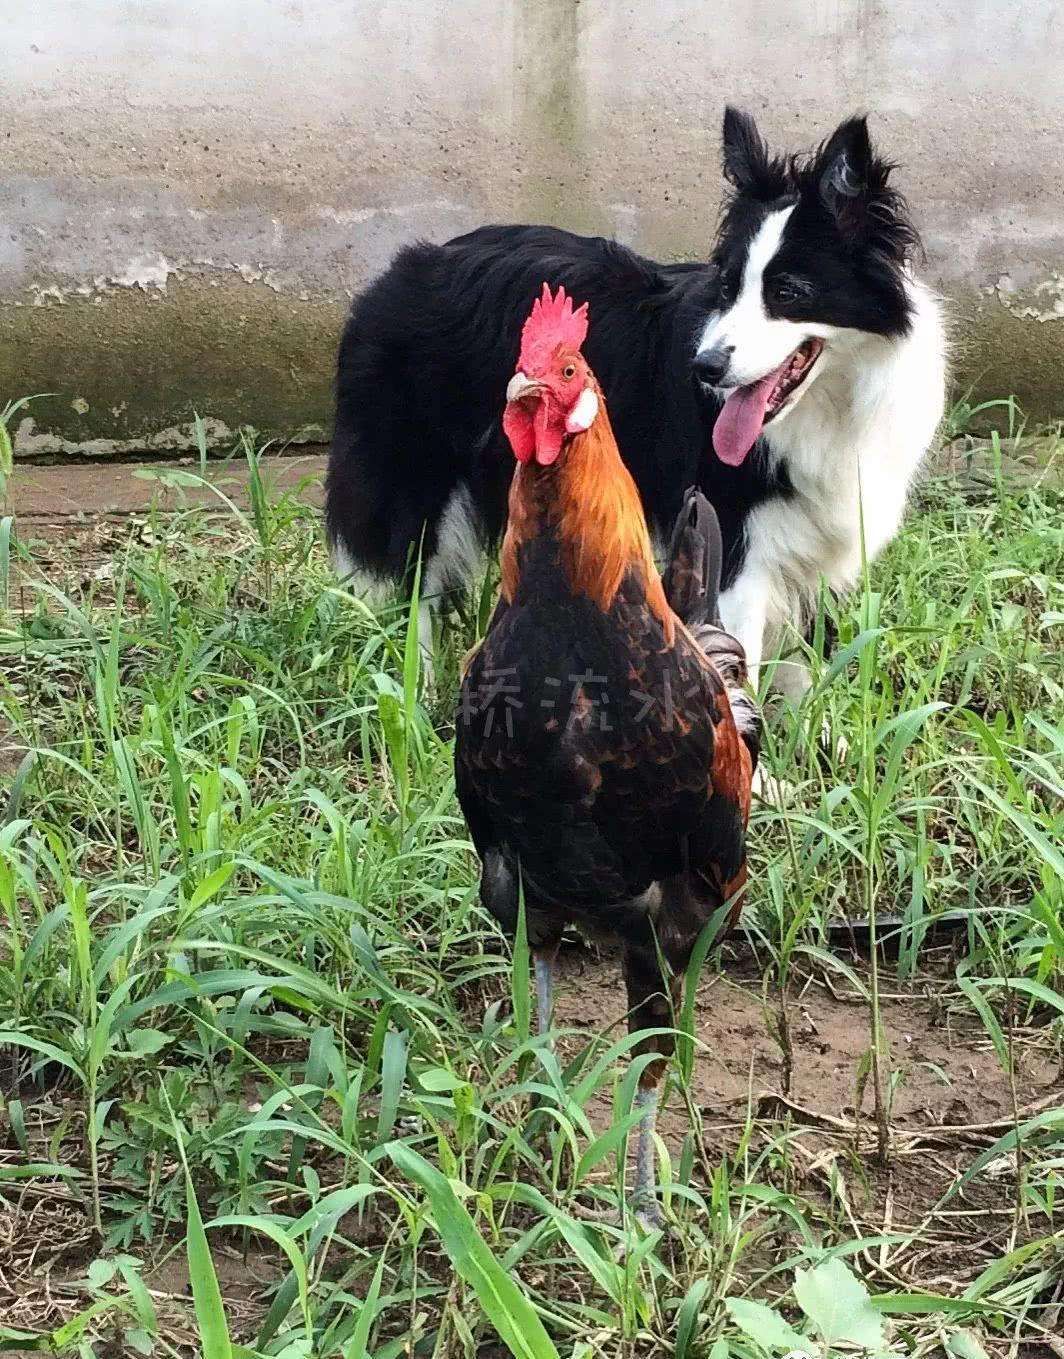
[326, 109, 946, 698]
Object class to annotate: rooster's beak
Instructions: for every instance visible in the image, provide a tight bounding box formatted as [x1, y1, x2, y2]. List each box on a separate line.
[506, 371, 542, 404]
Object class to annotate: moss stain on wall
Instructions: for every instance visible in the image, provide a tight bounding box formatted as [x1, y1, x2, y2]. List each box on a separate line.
[512, 0, 606, 237]
[2, 277, 345, 454]
[946, 286, 1064, 423]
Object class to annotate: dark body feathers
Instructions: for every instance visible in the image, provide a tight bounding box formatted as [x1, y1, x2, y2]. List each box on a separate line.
[455, 483, 757, 1054]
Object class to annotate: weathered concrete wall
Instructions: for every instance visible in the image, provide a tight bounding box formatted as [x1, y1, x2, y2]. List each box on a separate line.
[3, 0, 1062, 454]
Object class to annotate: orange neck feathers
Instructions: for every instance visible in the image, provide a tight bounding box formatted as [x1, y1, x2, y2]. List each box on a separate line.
[500, 396, 674, 642]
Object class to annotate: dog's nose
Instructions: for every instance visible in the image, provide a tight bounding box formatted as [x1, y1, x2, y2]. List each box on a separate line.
[694, 345, 734, 385]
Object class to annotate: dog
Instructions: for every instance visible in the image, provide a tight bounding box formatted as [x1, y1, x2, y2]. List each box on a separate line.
[326, 108, 946, 701]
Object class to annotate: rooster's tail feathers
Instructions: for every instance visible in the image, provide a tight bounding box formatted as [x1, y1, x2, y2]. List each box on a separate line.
[665, 490, 761, 765]
[661, 487, 723, 628]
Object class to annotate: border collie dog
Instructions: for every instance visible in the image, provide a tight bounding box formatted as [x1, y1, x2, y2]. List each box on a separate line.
[326, 109, 946, 697]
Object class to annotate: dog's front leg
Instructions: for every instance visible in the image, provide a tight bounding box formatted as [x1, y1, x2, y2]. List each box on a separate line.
[718, 577, 798, 803]
[718, 575, 767, 697]
[768, 644, 812, 703]
[417, 598, 437, 689]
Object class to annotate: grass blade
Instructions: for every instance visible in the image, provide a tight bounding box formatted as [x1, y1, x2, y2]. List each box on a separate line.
[182, 1171, 232, 1358]
[387, 1142, 560, 1359]
[166, 1091, 232, 1359]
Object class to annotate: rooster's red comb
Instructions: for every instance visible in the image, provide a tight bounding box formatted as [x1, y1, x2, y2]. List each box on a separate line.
[517, 283, 589, 371]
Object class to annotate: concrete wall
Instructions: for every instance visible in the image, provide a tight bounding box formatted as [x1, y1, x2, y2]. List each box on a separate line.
[3, 0, 1062, 455]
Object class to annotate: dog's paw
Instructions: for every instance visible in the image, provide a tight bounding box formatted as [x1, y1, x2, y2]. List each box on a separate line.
[752, 766, 798, 805]
[818, 720, 849, 765]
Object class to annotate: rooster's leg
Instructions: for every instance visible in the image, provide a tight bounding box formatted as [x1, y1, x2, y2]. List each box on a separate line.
[632, 1082, 663, 1225]
[534, 954, 553, 1038]
[533, 939, 561, 1041]
[623, 936, 687, 1229]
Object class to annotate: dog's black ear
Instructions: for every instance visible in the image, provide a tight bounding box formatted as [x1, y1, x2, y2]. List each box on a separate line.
[816, 115, 875, 231]
[721, 107, 770, 190]
[812, 114, 919, 268]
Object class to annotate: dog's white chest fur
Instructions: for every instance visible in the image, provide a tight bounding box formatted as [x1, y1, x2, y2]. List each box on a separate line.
[718, 279, 946, 694]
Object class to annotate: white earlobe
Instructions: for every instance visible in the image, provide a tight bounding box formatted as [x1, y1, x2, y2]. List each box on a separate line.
[565, 387, 599, 433]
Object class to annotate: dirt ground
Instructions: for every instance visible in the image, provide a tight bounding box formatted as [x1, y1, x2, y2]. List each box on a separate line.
[7, 451, 328, 520]
[555, 939, 1060, 1135]
[553, 935, 1062, 1302]
[4, 452, 328, 594]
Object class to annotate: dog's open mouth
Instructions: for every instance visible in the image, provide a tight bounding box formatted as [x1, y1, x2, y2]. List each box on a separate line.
[765, 338, 822, 418]
[712, 338, 823, 467]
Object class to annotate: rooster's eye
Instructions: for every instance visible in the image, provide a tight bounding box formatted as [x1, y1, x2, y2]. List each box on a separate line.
[562, 364, 576, 380]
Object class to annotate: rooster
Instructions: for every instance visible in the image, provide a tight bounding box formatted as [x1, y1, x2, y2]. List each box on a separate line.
[455, 284, 761, 1224]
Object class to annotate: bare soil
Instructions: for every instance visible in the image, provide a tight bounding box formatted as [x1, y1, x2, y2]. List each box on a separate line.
[6, 452, 327, 520]
[3, 452, 328, 597]
[554, 937, 1062, 1294]
[555, 941, 1059, 1136]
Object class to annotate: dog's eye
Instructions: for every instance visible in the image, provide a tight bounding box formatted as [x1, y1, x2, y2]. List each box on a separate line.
[768, 278, 808, 305]
[562, 364, 576, 380]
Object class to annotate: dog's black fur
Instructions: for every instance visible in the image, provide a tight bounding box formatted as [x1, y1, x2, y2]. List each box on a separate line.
[326, 225, 770, 590]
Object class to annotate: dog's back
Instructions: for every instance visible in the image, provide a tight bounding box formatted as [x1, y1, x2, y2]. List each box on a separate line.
[326, 225, 716, 592]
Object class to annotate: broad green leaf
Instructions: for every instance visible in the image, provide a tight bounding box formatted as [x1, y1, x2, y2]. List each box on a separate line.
[418, 1067, 467, 1093]
[377, 1028, 408, 1141]
[870, 1293, 997, 1318]
[0, 418, 12, 476]
[725, 1297, 814, 1353]
[115, 1256, 158, 1333]
[947, 1331, 992, 1359]
[793, 1258, 885, 1347]
[209, 1216, 310, 1343]
[184, 1168, 232, 1359]
[679, 903, 731, 1084]
[956, 977, 1007, 1069]
[511, 883, 531, 1050]
[188, 862, 237, 913]
[0, 1032, 80, 1077]
[168, 1089, 232, 1359]
[126, 1029, 173, 1057]
[0, 1162, 84, 1181]
[0, 1326, 48, 1350]
[675, 1280, 711, 1358]
[343, 1249, 387, 1358]
[87, 1259, 116, 1288]
[982, 975, 1064, 1020]
[573, 1106, 644, 1185]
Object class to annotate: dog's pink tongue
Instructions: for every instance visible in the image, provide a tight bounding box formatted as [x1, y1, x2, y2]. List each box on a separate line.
[712, 364, 785, 467]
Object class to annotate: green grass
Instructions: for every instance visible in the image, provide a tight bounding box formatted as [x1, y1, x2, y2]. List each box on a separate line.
[0, 422, 1061, 1358]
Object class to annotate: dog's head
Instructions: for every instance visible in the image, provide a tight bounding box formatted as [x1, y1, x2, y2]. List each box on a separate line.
[696, 109, 920, 467]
